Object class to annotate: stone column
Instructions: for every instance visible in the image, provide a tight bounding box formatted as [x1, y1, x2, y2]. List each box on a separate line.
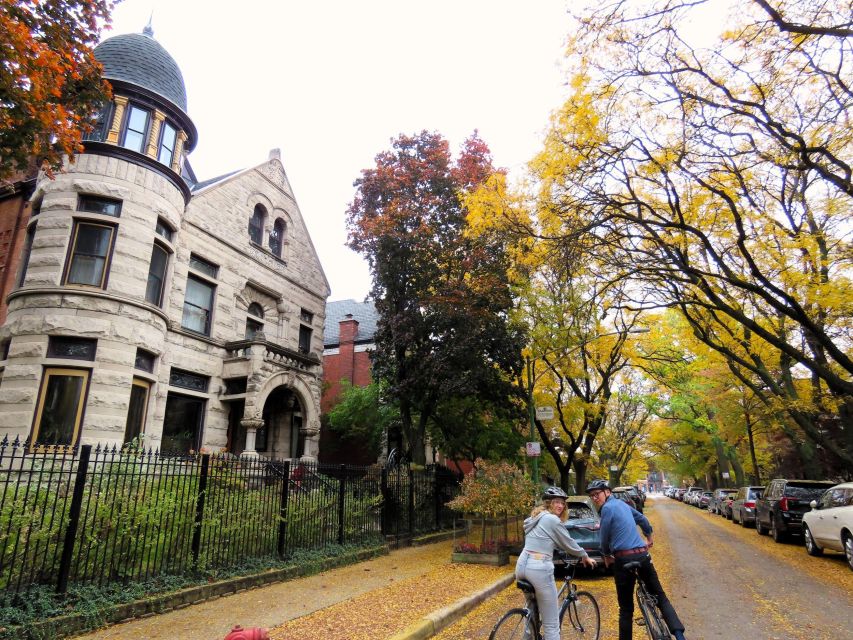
[240, 417, 264, 457]
[106, 96, 128, 144]
[146, 110, 165, 158]
[301, 419, 320, 462]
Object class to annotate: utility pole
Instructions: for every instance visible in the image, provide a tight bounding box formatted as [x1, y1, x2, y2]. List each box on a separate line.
[526, 356, 539, 485]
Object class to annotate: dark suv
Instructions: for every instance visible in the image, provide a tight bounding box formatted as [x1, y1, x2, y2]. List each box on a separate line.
[755, 479, 835, 542]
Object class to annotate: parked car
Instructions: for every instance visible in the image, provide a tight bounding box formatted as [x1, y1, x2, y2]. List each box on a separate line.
[802, 482, 853, 570]
[560, 496, 606, 569]
[614, 485, 645, 509]
[698, 491, 714, 509]
[684, 486, 704, 506]
[709, 489, 738, 515]
[675, 488, 687, 501]
[683, 486, 703, 504]
[612, 489, 640, 511]
[721, 493, 736, 519]
[731, 486, 765, 527]
[755, 479, 836, 542]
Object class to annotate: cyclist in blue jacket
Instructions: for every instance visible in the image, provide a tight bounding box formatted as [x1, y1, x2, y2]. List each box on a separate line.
[586, 479, 687, 640]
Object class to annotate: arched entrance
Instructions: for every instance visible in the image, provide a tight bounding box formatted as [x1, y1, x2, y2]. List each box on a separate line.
[259, 386, 303, 459]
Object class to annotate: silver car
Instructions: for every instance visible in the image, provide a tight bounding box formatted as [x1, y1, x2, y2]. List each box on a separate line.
[732, 486, 764, 527]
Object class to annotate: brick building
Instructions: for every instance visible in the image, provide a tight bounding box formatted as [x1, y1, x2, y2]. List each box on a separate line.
[319, 299, 378, 464]
[0, 171, 37, 326]
[0, 27, 329, 459]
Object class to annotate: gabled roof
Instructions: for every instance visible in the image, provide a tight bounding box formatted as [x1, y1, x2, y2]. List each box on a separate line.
[324, 299, 379, 347]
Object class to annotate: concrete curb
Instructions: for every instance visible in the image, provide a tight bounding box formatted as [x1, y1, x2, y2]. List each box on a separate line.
[387, 571, 515, 640]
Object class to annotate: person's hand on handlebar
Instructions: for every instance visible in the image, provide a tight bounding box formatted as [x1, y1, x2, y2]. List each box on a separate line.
[580, 555, 597, 569]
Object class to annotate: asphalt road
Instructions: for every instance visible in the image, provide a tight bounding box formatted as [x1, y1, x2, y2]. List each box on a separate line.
[657, 496, 853, 640]
[438, 496, 853, 640]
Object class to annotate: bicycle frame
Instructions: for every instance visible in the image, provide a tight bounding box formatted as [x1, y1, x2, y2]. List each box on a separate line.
[628, 564, 671, 640]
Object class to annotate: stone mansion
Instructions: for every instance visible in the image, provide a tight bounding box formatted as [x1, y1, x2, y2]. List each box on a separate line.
[0, 27, 329, 459]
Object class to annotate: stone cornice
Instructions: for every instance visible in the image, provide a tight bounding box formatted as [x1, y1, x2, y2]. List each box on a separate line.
[6, 287, 170, 325]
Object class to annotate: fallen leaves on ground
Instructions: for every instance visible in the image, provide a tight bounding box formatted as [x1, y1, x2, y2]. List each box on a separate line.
[269, 541, 507, 640]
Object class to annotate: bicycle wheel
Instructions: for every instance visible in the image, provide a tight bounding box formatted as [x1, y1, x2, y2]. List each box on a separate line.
[561, 591, 600, 639]
[636, 591, 671, 640]
[490, 608, 532, 640]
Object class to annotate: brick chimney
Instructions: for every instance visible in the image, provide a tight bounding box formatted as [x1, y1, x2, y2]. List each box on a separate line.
[338, 314, 359, 383]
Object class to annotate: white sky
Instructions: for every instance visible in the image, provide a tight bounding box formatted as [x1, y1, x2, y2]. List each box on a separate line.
[106, 0, 573, 302]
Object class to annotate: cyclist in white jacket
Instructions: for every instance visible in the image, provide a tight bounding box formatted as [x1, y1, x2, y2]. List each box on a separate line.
[516, 486, 597, 640]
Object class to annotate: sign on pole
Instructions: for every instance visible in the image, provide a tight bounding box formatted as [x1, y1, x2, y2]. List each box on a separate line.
[526, 442, 541, 457]
[535, 406, 554, 420]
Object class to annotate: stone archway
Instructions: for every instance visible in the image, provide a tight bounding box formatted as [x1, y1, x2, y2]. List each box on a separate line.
[241, 370, 320, 461]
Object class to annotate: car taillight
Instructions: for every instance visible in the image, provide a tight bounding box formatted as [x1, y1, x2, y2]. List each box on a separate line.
[744, 501, 754, 508]
[779, 497, 791, 511]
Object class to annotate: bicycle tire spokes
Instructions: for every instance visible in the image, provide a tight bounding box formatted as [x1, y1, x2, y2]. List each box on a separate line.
[489, 608, 535, 640]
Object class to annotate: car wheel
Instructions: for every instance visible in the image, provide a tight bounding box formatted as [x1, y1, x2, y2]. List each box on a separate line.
[740, 513, 749, 528]
[771, 517, 786, 543]
[843, 533, 853, 571]
[756, 517, 768, 535]
[803, 526, 823, 557]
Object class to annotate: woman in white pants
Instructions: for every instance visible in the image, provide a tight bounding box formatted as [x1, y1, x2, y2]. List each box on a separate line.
[516, 486, 597, 640]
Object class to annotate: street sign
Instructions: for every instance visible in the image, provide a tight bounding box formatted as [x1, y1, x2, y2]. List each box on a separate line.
[526, 442, 541, 457]
[535, 406, 554, 420]
[722, 472, 730, 479]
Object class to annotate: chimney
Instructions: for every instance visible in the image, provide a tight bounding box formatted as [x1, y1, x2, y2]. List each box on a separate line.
[339, 314, 359, 383]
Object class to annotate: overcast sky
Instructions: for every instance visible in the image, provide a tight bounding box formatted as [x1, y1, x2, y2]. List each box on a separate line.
[106, 1, 573, 302]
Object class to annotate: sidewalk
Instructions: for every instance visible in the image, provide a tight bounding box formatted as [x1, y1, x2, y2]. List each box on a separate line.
[73, 541, 510, 640]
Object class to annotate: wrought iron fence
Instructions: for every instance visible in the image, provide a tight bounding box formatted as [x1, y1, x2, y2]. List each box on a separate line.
[0, 437, 459, 596]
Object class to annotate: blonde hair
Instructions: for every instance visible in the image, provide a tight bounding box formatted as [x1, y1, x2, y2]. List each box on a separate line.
[530, 497, 569, 523]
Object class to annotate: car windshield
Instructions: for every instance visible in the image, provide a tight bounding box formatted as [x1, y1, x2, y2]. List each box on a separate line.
[748, 488, 764, 499]
[785, 484, 833, 500]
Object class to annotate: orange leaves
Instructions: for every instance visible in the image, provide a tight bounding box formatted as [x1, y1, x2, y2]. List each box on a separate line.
[269, 543, 507, 640]
[0, 0, 114, 179]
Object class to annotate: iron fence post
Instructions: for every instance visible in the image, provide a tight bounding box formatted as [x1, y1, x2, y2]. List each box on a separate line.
[277, 460, 291, 557]
[434, 466, 441, 530]
[56, 444, 91, 594]
[337, 465, 346, 545]
[380, 466, 389, 536]
[191, 454, 210, 569]
[408, 466, 415, 535]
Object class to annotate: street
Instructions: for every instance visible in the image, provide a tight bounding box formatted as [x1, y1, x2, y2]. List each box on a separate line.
[436, 496, 853, 639]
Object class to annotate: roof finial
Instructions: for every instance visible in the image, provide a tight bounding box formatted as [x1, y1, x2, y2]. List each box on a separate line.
[143, 12, 154, 37]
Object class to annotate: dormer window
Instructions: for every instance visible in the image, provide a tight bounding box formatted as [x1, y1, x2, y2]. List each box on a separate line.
[158, 122, 177, 165]
[249, 205, 265, 245]
[122, 105, 150, 153]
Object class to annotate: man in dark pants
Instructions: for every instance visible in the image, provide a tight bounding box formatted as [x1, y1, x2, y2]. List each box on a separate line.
[586, 479, 687, 640]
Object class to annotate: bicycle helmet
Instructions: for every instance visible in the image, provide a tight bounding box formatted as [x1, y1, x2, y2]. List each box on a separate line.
[542, 486, 568, 500]
[585, 479, 610, 493]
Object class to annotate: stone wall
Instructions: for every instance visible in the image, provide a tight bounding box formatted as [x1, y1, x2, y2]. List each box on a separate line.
[0, 151, 328, 457]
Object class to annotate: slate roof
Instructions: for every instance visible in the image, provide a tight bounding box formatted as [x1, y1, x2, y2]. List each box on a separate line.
[324, 300, 379, 347]
[94, 33, 188, 112]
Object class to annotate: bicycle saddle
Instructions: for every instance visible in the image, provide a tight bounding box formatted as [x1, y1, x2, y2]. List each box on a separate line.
[622, 561, 642, 570]
[516, 579, 536, 593]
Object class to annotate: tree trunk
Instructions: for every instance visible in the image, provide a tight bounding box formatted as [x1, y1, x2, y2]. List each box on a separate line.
[745, 411, 761, 484]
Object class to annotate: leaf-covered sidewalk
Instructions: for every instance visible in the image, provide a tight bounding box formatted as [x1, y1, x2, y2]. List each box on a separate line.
[270, 542, 509, 640]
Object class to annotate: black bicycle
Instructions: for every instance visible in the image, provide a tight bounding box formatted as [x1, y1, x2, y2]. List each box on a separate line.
[489, 561, 600, 639]
[624, 560, 672, 640]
